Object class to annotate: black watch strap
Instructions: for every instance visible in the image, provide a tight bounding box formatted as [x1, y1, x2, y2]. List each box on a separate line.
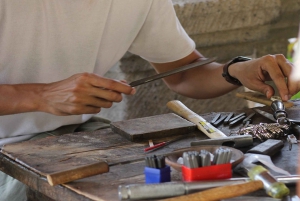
[222, 56, 252, 86]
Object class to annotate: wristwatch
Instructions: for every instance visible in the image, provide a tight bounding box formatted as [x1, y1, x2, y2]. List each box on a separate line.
[222, 56, 252, 86]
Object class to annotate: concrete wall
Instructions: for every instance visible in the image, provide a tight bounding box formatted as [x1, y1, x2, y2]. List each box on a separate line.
[100, 0, 300, 121]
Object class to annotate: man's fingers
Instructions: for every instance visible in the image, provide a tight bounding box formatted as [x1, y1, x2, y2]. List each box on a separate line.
[54, 97, 113, 115]
[41, 73, 136, 116]
[246, 80, 275, 99]
[60, 106, 102, 116]
[89, 88, 123, 102]
[275, 54, 296, 99]
[259, 55, 290, 101]
[120, 80, 136, 95]
[73, 73, 136, 95]
[278, 54, 300, 96]
[275, 54, 292, 76]
[86, 74, 134, 95]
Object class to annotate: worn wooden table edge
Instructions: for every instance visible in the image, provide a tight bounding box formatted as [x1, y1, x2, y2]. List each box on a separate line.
[0, 153, 93, 201]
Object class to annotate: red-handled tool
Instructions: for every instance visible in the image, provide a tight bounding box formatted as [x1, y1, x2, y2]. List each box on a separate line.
[144, 136, 186, 152]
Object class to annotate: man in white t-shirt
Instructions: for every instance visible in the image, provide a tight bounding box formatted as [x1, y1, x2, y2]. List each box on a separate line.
[0, 0, 299, 200]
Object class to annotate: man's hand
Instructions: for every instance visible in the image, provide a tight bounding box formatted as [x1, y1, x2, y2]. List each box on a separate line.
[0, 73, 135, 116]
[229, 54, 298, 101]
[40, 73, 136, 115]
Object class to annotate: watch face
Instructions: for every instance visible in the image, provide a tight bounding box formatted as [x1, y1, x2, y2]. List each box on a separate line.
[235, 56, 252, 62]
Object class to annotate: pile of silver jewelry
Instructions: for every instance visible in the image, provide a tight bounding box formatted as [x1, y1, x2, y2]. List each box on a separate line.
[235, 123, 290, 141]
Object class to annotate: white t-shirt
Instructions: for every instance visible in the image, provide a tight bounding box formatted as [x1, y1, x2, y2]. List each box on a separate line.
[294, 26, 300, 69]
[0, 0, 195, 146]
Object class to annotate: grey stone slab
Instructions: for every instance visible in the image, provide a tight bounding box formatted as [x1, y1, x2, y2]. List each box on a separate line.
[190, 26, 270, 47]
[280, 0, 300, 12]
[174, 0, 281, 34]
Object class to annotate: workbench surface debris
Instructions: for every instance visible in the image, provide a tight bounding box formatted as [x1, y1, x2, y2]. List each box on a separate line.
[1, 100, 300, 201]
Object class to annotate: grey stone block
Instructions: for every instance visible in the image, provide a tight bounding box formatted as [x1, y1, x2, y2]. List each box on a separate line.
[174, 0, 281, 34]
[280, 0, 300, 13]
[191, 26, 270, 48]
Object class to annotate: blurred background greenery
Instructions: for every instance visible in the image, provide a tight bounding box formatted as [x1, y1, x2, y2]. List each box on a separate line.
[287, 37, 300, 100]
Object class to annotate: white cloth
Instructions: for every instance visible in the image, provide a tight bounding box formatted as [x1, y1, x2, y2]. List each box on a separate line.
[0, 172, 26, 201]
[0, 0, 195, 146]
[294, 25, 300, 68]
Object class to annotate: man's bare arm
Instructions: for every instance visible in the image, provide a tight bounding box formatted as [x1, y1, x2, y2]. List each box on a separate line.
[150, 50, 238, 99]
[151, 50, 299, 101]
[0, 73, 135, 116]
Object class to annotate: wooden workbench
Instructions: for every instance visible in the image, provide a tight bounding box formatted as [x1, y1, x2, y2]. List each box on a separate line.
[0, 102, 299, 201]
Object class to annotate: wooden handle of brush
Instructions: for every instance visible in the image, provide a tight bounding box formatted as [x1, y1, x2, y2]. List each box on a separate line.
[47, 161, 109, 186]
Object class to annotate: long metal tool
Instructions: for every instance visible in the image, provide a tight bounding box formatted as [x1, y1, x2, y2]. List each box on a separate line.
[253, 109, 277, 122]
[129, 166, 289, 201]
[253, 108, 300, 124]
[253, 100, 300, 124]
[129, 57, 216, 87]
[190, 135, 253, 148]
[118, 175, 300, 200]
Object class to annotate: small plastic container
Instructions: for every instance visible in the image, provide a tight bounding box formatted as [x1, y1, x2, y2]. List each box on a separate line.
[182, 163, 232, 182]
[144, 166, 171, 184]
